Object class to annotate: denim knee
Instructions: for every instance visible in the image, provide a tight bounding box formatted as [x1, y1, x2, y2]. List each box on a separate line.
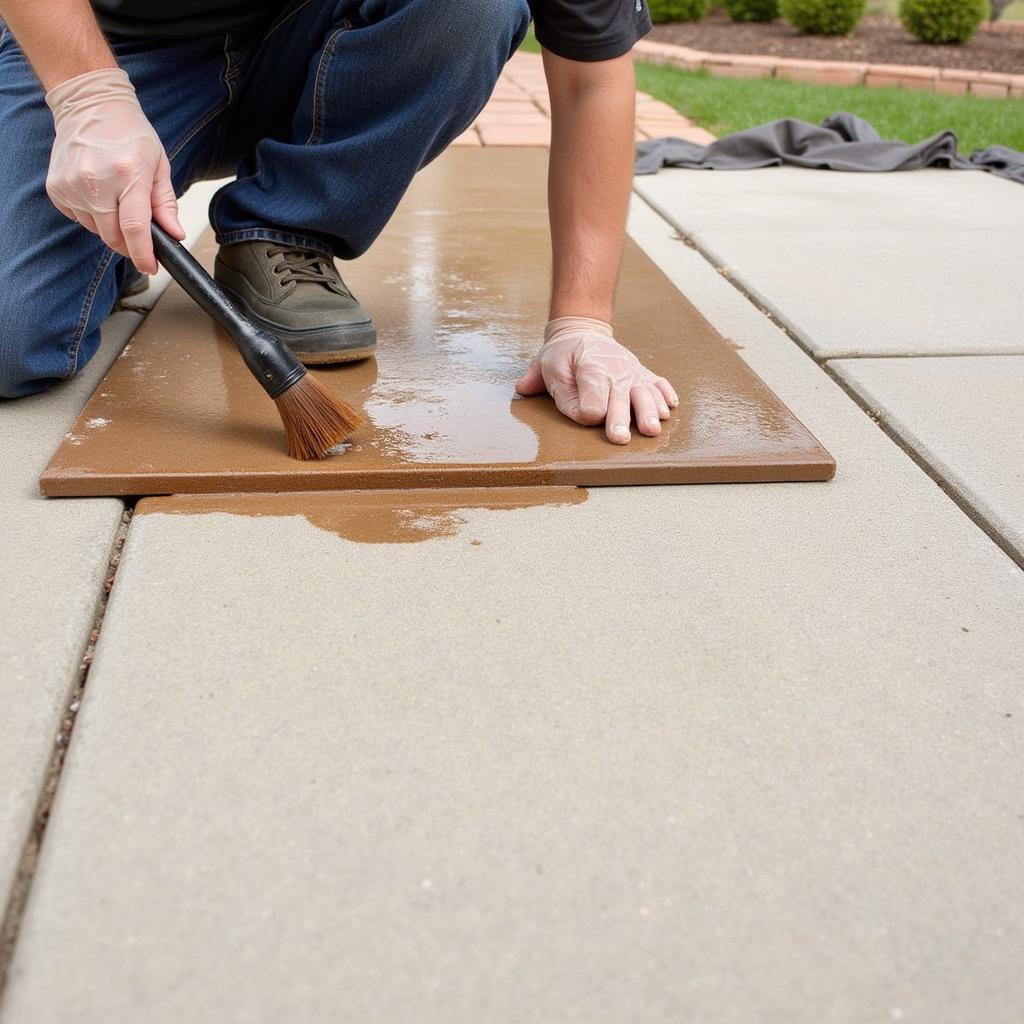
[0, 282, 104, 399]
[0, 312, 69, 399]
[475, 0, 532, 54]
[391, 0, 530, 69]
[469, 0, 532, 57]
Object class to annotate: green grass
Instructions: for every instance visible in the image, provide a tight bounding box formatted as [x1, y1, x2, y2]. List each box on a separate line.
[635, 63, 1024, 152]
[520, 27, 541, 52]
[518, 24, 1022, 152]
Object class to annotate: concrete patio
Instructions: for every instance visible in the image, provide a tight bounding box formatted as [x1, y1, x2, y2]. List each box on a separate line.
[1, 52, 1022, 1023]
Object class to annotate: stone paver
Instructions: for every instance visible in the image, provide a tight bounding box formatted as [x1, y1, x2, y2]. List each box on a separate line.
[633, 166, 1024, 357]
[0, 329, 125, 909]
[3, 201, 1022, 1024]
[479, 51, 701, 146]
[832, 355, 1024, 561]
[0, 180, 223, 909]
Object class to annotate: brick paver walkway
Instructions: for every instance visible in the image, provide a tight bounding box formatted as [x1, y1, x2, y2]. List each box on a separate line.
[454, 50, 717, 148]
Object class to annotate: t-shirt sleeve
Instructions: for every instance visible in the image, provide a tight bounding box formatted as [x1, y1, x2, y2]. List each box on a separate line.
[529, 0, 653, 62]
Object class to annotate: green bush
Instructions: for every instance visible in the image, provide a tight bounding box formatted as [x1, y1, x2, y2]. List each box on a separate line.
[899, 0, 987, 42]
[780, 0, 866, 32]
[724, 0, 780, 20]
[647, 0, 713, 22]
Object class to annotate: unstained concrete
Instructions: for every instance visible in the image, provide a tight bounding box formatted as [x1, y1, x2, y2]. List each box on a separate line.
[0, 179, 226, 913]
[832, 355, 1024, 561]
[633, 166, 1024, 358]
[3, 201, 1022, 1024]
[0, 324, 125, 910]
[40, 148, 833, 497]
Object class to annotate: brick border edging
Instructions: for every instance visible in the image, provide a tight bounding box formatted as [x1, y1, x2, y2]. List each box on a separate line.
[634, 38, 1024, 99]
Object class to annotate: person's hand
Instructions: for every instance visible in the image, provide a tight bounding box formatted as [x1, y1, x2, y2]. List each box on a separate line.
[515, 316, 679, 444]
[44, 67, 184, 275]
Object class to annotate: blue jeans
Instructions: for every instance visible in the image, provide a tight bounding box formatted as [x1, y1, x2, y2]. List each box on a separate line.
[0, 0, 530, 398]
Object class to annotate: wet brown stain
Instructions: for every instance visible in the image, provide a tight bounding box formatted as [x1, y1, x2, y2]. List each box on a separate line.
[138, 486, 587, 544]
[40, 148, 834, 497]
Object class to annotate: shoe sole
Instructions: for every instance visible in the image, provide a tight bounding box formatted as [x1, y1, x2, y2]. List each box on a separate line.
[217, 285, 377, 366]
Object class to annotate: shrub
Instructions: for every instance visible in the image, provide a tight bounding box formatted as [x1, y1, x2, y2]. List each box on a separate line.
[899, 0, 987, 42]
[780, 0, 866, 33]
[724, 0, 780, 21]
[647, 0, 713, 22]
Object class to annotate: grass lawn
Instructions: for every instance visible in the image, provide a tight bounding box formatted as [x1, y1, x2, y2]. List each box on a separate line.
[634, 63, 1024, 153]
[520, 28, 1022, 153]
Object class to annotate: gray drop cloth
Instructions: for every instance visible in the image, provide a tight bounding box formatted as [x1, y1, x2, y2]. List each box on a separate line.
[635, 112, 1024, 185]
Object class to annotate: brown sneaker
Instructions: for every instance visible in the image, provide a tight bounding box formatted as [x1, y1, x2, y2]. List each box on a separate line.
[214, 241, 376, 364]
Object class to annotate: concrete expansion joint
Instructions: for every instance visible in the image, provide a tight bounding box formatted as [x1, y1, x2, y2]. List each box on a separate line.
[0, 505, 134, 1005]
[822, 362, 1024, 571]
[632, 187, 1024, 572]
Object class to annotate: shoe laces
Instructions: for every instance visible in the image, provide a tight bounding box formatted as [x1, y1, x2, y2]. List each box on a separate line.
[266, 246, 346, 290]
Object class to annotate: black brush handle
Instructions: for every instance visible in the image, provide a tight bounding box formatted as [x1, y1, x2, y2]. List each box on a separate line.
[150, 223, 305, 399]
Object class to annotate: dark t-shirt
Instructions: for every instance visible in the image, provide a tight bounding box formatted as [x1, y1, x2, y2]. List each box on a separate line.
[91, 1, 652, 61]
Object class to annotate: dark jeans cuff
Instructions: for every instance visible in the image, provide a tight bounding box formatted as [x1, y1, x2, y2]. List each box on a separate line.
[213, 227, 335, 258]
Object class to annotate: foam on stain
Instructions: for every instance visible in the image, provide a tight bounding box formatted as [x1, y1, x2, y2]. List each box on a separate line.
[142, 486, 587, 544]
[86, 417, 111, 428]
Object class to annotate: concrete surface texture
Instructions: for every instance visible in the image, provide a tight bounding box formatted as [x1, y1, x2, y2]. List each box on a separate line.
[41, 148, 832, 498]
[633, 166, 1024, 358]
[0, 324, 125, 911]
[833, 355, 1024, 561]
[0, 181, 222, 908]
[2, 201, 1022, 1024]
[4, 62, 1024, 1024]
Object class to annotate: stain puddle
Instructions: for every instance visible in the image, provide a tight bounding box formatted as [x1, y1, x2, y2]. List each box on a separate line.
[139, 486, 587, 544]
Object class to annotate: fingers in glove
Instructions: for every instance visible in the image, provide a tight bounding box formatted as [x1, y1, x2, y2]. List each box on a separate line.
[515, 360, 546, 396]
[118, 181, 157, 274]
[649, 383, 671, 420]
[151, 153, 185, 241]
[93, 209, 130, 260]
[631, 384, 662, 437]
[547, 374, 583, 423]
[51, 200, 78, 223]
[75, 211, 100, 237]
[576, 373, 611, 426]
[606, 384, 632, 444]
[653, 376, 679, 409]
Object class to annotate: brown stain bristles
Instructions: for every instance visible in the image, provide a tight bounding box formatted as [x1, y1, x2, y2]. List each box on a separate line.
[273, 373, 363, 460]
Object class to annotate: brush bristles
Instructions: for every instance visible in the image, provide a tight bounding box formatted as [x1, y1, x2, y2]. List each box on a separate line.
[273, 373, 363, 460]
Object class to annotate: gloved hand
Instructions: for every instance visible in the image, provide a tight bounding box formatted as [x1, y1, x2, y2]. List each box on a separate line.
[515, 316, 679, 444]
[44, 67, 184, 275]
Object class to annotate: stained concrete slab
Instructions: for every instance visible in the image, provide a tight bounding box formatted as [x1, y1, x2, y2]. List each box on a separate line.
[4, 201, 1022, 1024]
[832, 355, 1024, 561]
[0, 183, 224, 910]
[138, 486, 587, 543]
[633, 166, 1024, 358]
[40, 149, 833, 496]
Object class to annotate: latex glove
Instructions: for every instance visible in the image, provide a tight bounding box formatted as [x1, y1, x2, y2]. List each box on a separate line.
[515, 316, 679, 444]
[45, 67, 184, 274]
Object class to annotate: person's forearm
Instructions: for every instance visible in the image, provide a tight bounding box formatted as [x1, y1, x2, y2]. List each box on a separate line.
[543, 50, 636, 324]
[0, 0, 115, 91]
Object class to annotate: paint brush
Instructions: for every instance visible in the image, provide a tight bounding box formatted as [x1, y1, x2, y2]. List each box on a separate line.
[149, 223, 362, 459]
